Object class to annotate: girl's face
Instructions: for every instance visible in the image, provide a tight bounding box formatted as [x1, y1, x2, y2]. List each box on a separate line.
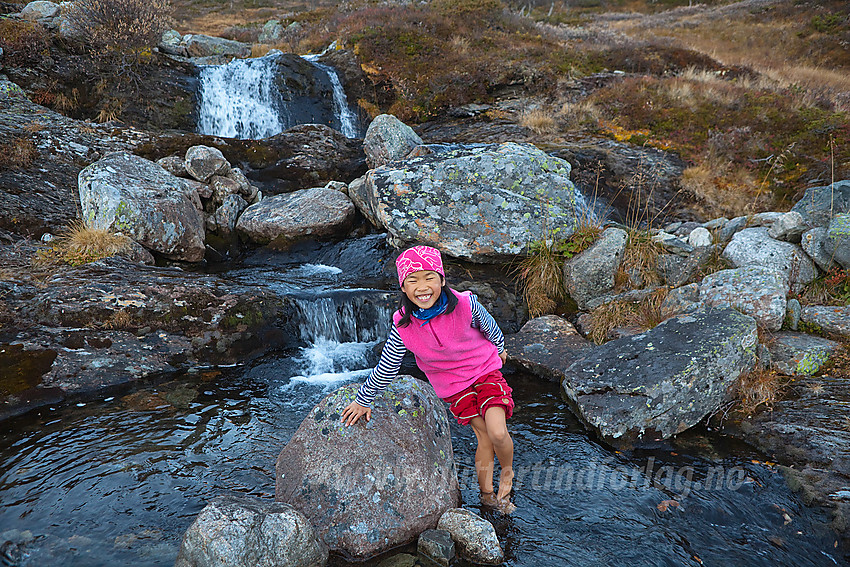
[401, 270, 443, 310]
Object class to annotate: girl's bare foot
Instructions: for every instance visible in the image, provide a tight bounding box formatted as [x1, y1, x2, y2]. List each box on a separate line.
[479, 491, 499, 507]
[496, 468, 514, 501]
[498, 498, 517, 514]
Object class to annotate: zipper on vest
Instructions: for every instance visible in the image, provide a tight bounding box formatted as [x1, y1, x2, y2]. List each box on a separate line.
[427, 321, 443, 347]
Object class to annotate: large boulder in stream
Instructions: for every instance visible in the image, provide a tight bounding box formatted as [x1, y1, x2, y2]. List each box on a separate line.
[78, 152, 206, 262]
[236, 187, 356, 245]
[175, 495, 328, 567]
[504, 315, 592, 382]
[563, 307, 758, 448]
[275, 376, 460, 560]
[362, 142, 588, 262]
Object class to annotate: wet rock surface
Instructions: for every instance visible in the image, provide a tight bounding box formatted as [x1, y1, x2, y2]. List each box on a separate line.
[275, 376, 460, 560]
[563, 307, 758, 448]
[175, 494, 328, 567]
[505, 315, 592, 382]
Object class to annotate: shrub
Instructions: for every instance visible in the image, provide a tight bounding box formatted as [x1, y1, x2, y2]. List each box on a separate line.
[65, 0, 173, 54]
[799, 267, 850, 306]
[0, 19, 50, 68]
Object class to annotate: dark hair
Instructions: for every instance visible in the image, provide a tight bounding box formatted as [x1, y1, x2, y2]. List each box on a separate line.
[396, 280, 458, 328]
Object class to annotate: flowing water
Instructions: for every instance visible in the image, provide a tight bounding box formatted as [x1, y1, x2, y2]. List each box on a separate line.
[197, 52, 360, 139]
[0, 241, 845, 566]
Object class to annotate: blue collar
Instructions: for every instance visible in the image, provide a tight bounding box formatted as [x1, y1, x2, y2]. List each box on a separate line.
[412, 291, 448, 326]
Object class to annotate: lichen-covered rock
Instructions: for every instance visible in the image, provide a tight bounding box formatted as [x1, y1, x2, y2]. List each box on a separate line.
[185, 145, 230, 183]
[78, 152, 206, 262]
[156, 155, 189, 178]
[800, 306, 850, 339]
[417, 530, 455, 567]
[699, 266, 789, 331]
[768, 211, 807, 243]
[660, 283, 702, 317]
[365, 142, 591, 262]
[275, 376, 460, 560]
[563, 307, 758, 447]
[688, 227, 712, 247]
[801, 227, 839, 272]
[175, 495, 328, 567]
[722, 227, 817, 289]
[825, 213, 850, 269]
[363, 114, 423, 168]
[436, 508, 503, 566]
[20, 0, 59, 20]
[563, 227, 627, 309]
[210, 194, 249, 236]
[236, 187, 355, 245]
[504, 315, 591, 382]
[767, 332, 840, 376]
[791, 179, 850, 228]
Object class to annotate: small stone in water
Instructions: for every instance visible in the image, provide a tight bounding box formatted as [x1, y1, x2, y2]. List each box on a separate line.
[76, 403, 86, 407]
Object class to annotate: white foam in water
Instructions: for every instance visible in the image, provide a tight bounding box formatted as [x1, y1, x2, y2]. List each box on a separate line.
[301, 54, 360, 138]
[299, 264, 343, 276]
[281, 337, 378, 390]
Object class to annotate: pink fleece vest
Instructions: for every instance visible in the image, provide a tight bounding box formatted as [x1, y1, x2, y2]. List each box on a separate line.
[393, 290, 502, 399]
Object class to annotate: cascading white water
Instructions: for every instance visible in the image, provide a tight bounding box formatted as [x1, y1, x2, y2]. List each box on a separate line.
[301, 54, 360, 138]
[197, 53, 289, 139]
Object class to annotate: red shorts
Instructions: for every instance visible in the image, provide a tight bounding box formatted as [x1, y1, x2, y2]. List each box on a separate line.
[444, 370, 514, 425]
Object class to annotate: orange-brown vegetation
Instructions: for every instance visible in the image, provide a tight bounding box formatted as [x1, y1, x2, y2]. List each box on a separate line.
[0, 137, 38, 171]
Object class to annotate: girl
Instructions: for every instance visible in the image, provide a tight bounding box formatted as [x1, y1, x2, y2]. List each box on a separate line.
[341, 245, 516, 512]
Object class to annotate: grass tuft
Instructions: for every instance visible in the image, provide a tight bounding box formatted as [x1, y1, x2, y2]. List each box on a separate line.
[34, 221, 133, 267]
[520, 107, 558, 135]
[586, 287, 668, 344]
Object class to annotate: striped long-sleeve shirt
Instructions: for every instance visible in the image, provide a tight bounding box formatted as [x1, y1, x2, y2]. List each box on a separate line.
[354, 294, 504, 408]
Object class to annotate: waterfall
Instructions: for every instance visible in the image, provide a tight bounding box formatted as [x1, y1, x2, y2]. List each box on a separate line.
[197, 52, 360, 139]
[286, 291, 394, 383]
[197, 53, 288, 139]
[301, 54, 360, 138]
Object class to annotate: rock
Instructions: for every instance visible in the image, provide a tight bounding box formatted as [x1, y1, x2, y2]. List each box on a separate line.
[767, 332, 840, 376]
[504, 315, 592, 382]
[660, 283, 701, 317]
[258, 19, 284, 43]
[78, 152, 206, 262]
[825, 213, 850, 269]
[365, 142, 589, 262]
[791, 179, 850, 228]
[436, 508, 504, 566]
[157, 155, 188, 178]
[347, 174, 379, 227]
[275, 376, 460, 560]
[174, 495, 328, 567]
[20, 0, 58, 20]
[417, 530, 455, 567]
[768, 211, 806, 243]
[563, 307, 758, 447]
[749, 211, 784, 227]
[656, 246, 714, 288]
[563, 227, 627, 309]
[717, 215, 748, 244]
[688, 227, 712, 247]
[324, 180, 347, 194]
[801, 227, 839, 272]
[159, 29, 185, 56]
[786, 298, 802, 331]
[377, 554, 417, 567]
[722, 227, 817, 289]
[209, 175, 242, 207]
[123, 239, 156, 265]
[702, 217, 728, 230]
[236, 187, 355, 245]
[363, 114, 423, 168]
[185, 145, 230, 183]
[183, 33, 251, 59]
[211, 194, 249, 236]
[699, 266, 789, 331]
[800, 306, 850, 339]
[584, 286, 661, 311]
[659, 236, 694, 256]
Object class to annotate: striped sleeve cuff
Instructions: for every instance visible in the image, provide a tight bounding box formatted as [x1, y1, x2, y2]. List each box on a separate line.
[469, 294, 505, 353]
[355, 326, 406, 407]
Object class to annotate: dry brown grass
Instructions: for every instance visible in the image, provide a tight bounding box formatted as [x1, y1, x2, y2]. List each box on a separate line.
[681, 158, 762, 219]
[621, 228, 663, 289]
[35, 221, 132, 267]
[0, 137, 38, 171]
[96, 98, 124, 123]
[732, 368, 788, 416]
[558, 100, 601, 130]
[104, 309, 133, 330]
[520, 107, 558, 135]
[586, 287, 669, 344]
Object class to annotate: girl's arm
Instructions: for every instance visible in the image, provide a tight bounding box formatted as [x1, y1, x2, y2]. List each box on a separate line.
[469, 294, 506, 360]
[342, 326, 407, 426]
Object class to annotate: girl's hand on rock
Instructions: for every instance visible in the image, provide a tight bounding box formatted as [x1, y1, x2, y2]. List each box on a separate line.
[499, 350, 507, 364]
[342, 401, 371, 427]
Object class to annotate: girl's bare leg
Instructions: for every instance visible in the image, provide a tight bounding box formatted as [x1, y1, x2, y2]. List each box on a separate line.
[484, 406, 514, 502]
[469, 416, 497, 504]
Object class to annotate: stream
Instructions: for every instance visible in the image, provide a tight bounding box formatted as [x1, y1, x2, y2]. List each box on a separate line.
[0, 238, 845, 567]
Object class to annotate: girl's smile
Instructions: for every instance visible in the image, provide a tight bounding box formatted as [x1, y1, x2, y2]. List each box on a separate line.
[401, 270, 443, 310]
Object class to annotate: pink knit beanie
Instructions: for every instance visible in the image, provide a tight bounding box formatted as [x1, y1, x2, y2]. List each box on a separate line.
[396, 246, 444, 287]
